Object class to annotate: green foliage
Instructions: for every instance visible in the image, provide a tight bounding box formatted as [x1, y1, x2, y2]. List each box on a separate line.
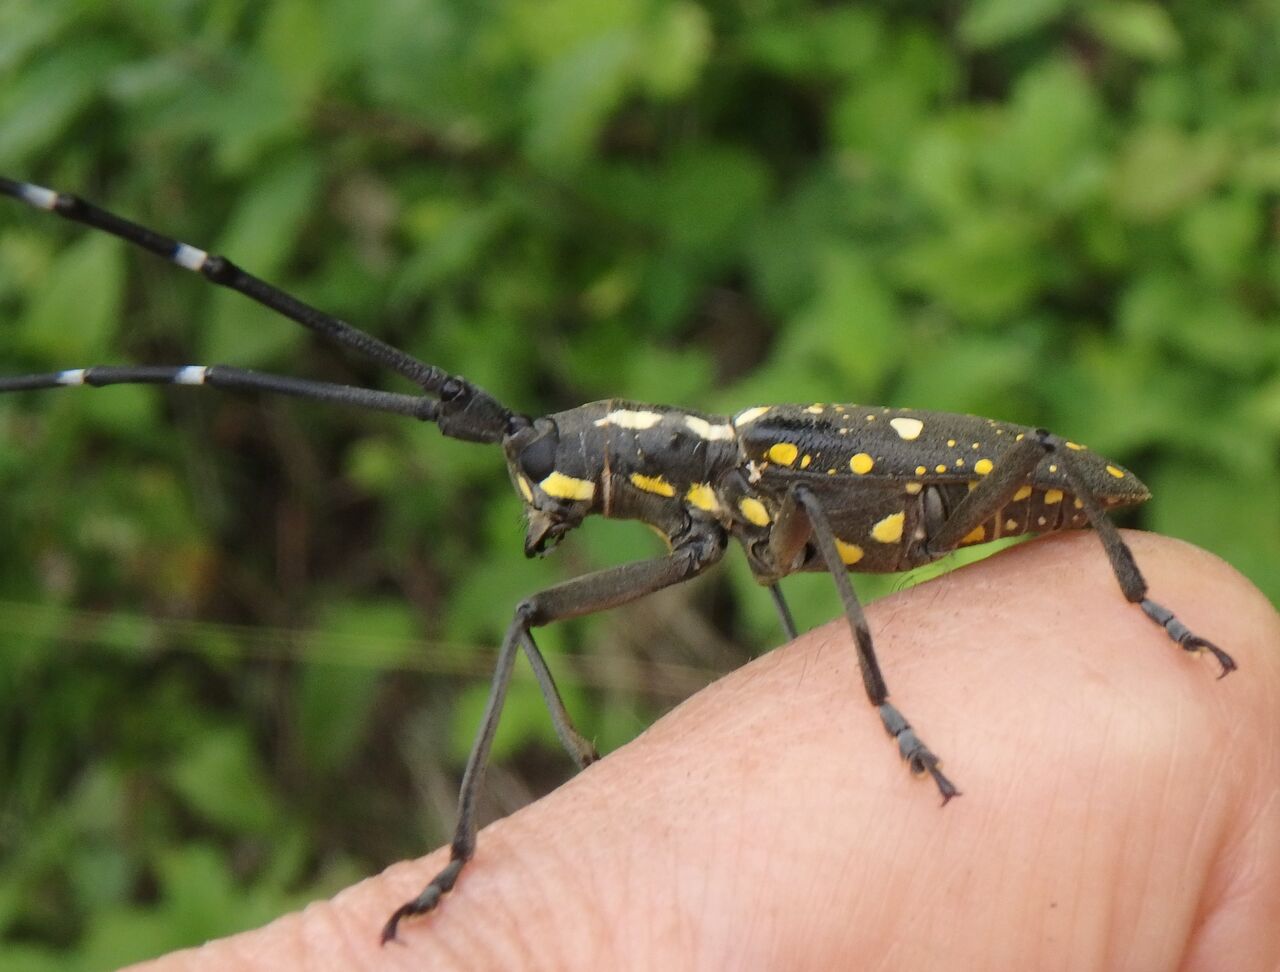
[1, 0, 1277, 964]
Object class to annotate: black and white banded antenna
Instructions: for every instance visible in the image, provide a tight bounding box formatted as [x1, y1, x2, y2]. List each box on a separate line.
[0, 177, 523, 443]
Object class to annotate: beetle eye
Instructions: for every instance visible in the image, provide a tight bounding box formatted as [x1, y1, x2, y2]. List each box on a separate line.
[518, 430, 558, 483]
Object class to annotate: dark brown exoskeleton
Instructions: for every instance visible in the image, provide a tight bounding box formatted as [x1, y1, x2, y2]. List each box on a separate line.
[0, 178, 1235, 944]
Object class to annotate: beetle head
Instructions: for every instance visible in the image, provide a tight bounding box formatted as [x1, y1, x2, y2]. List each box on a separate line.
[503, 417, 594, 557]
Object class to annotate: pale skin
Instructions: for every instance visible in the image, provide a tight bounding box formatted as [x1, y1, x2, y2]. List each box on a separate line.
[130, 532, 1280, 971]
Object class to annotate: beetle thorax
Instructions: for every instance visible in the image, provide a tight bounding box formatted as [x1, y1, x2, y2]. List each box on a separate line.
[504, 400, 740, 556]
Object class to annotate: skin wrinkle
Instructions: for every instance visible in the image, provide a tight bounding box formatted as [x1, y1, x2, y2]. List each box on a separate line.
[1120, 700, 1169, 968]
[1082, 699, 1124, 969]
[127, 533, 1279, 972]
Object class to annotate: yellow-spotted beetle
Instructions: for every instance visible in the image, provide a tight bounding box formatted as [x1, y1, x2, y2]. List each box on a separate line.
[0, 178, 1236, 943]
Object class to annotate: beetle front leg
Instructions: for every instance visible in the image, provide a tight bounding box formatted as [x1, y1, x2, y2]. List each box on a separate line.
[518, 632, 599, 769]
[381, 532, 725, 943]
[774, 487, 959, 803]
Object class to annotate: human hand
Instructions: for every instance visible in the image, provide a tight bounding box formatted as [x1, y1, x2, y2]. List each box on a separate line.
[130, 532, 1280, 971]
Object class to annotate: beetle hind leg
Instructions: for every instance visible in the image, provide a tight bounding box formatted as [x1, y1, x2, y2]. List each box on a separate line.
[1055, 460, 1238, 678]
[1141, 597, 1237, 677]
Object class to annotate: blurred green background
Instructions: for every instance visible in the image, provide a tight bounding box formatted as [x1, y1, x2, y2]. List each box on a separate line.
[1, 0, 1278, 966]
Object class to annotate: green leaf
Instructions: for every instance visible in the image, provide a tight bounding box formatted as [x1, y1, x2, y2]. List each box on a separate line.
[1178, 192, 1261, 283]
[200, 154, 323, 364]
[18, 234, 124, 362]
[1147, 462, 1280, 606]
[0, 39, 126, 167]
[636, 1, 711, 96]
[1111, 127, 1230, 222]
[298, 600, 417, 773]
[259, 0, 333, 102]
[892, 211, 1049, 323]
[524, 31, 637, 170]
[788, 245, 905, 392]
[1084, 2, 1182, 62]
[959, 0, 1070, 48]
[166, 726, 279, 833]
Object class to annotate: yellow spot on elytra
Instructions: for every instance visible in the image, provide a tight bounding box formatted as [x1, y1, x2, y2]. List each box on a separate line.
[630, 472, 675, 497]
[974, 458, 994, 476]
[805, 404, 825, 414]
[1073, 498, 1083, 509]
[1037, 515, 1047, 526]
[739, 497, 770, 527]
[800, 454, 812, 469]
[1012, 432, 1021, 440]
[540, 471, 595, 501]
[961, 525, 986, 545]
[734, 406, 770, 426]
[947, 439, 956, 447]
[1066, 441, 1085, 450]
[955, 458, 965, 467]
[915, 465, 927, 476]
[1013, 485, 1033, 501]
[768, 442, 799, 466]
[686, 483, 719, 512]
[871, 511, 905, 544]
[835, 539, 864, 565]
[827, 468, 837, 475]
[866, 414, 876, 421]
[1044, 489, 1064, 505]
[935, 464, 948, 474]
[972, 442, 980, 449]
[517, 475, 533, 503]
[905, 482, 922, 495]
[1106, 465, 1125, 479]
[1049, 464, 1058, 473]
[1004, 518, 1018, 532]
[850, 453, 874, 475]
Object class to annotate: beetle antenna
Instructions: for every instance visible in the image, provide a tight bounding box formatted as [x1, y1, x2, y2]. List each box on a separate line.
[0, 177, 517, 442]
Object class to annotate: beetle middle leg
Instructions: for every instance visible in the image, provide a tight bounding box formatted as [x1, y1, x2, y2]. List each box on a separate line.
[773, 486, 959, 803]
[769, 584, 799, 640]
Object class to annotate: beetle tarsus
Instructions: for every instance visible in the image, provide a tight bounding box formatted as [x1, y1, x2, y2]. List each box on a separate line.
[380, 856, 466, 944]
[1140, 597, 1237, 677]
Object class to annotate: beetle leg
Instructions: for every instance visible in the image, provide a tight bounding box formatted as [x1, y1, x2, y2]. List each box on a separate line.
[518, 631, 599, 769]
[928, 430, 1236, 677]
[1055, 459, 1237, 677]
[381, 530, 726, 943]
[778, 487, 959, 804]
[769, 584, 798, 640]
[921, 434, 1048, 555]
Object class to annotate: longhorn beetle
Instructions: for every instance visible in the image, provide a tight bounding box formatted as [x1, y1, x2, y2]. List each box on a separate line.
[0, 177, 1237, 944]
